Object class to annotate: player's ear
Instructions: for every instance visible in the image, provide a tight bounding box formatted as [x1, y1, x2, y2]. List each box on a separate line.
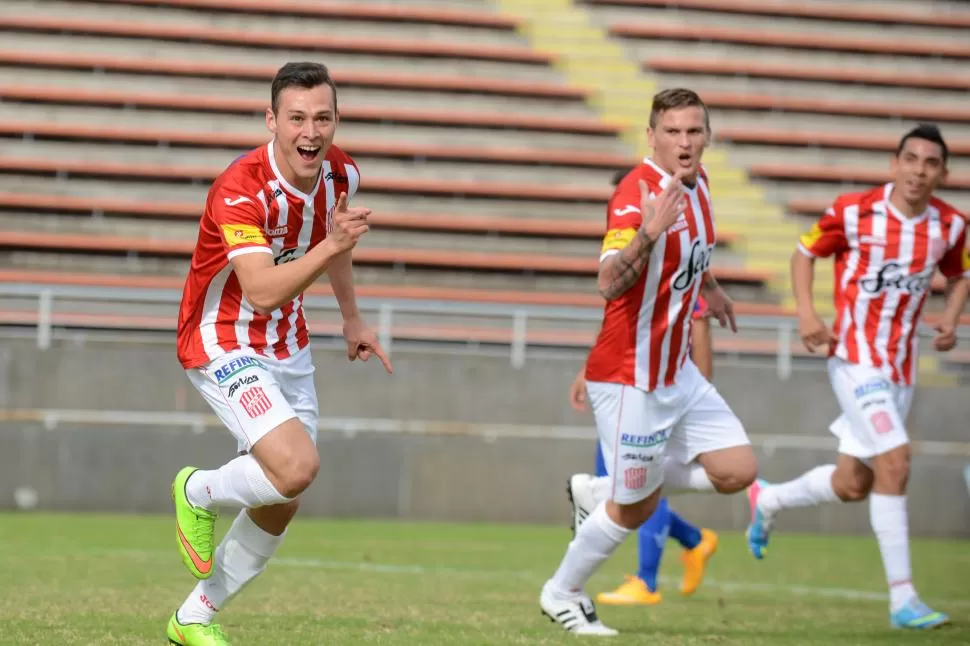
[646, 126, 655, 150]
[265, 107, 277, 136]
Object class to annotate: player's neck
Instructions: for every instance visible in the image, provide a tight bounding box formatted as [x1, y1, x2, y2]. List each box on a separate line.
[272, 142, 318, 195]
[887, 186, 929, 218]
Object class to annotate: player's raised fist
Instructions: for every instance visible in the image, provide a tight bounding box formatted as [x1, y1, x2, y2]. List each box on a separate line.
[639, 177, 687, 243]
[329, 192, 371, 253]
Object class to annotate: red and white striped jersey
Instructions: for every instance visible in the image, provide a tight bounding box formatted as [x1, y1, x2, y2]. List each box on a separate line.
[585, 158, 716, 392]
[798, 183, 970, 385]
[176, 140, 359, 369]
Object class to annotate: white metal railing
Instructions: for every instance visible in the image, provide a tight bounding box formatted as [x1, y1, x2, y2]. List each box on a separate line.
[1, 284, 967, 380]
[3, 407, 970, 458]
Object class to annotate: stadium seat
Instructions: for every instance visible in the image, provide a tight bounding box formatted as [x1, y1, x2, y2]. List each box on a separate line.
[0, 85, 618, 136]
[0, 231, 766, 284]
[0, 121, 632, 170]
[646, 58, 970, 93]
[748, 164, 970, 191]
[0, 51, 585, 101]
[613, 22, 970, 60]
[0, 192, 737, 246]
[86, 0, 522, 29]
[0, 15, 554, 65]
[716, 128, 970, 155]
[582, 0, 970, 29]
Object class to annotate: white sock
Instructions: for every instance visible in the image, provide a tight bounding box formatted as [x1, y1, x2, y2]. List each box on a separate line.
[185, 454, 293, 511]
[662, 458, 715, 493]
[590, 476, 612, 505]
[870, 493, 917, 612]
[177, 509, 286, 625]
[549, 501, 631, 596]
[759, 465, 839, 516]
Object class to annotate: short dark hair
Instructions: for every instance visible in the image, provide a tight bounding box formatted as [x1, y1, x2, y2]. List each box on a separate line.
[270, 62, 337, 114]
[897, 124, 948, 163]
[611, 168, 632, 187]
[649, 87, 710, 132]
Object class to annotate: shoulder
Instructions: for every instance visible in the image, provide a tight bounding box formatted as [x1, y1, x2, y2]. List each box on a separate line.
[211, 147, 269, 200]
[930, 195, 967, 223]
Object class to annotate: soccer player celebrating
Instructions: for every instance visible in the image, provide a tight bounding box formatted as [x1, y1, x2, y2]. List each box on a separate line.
[167, 62, 392, 645]
[746, 124, 968, 630]
[568, 298, 717, 606]
[539, 88, 757, 636]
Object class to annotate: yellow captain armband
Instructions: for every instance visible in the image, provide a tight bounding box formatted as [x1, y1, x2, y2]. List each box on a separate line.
[601, 228, 637, 254]
[799, 222, 823, 250]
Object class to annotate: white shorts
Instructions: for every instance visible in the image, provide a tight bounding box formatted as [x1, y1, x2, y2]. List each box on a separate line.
[586, 360, 750, 504]
[186, 347, 319, 453]
[827, 357, 912, 461]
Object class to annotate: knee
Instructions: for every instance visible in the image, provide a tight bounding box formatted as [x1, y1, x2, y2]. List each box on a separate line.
[832, 472, 871, 502]
[875, 451, 911, 492]
[276, 452, 319, 498]
[607, 492, 661, 530]
[708, 456, 758, 494]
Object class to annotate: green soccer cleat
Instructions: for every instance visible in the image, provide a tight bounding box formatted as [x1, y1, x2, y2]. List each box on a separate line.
[167, 612, 230, 645]
[172, 466, 218, 579]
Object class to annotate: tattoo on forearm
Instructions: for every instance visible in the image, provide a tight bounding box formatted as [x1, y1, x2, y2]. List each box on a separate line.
[601, 229, 657, 300]
[701, 273, 717, 292]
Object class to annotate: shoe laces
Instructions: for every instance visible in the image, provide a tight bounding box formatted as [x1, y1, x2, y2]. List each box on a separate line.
[189, 506, 217, 554]
[202, 623, 228, 641]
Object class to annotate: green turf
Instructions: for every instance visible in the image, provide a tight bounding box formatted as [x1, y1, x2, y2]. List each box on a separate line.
[0, 512, 967, 645]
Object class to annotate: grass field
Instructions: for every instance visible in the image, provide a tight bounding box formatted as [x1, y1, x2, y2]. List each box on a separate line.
[0, 512, 967, 645]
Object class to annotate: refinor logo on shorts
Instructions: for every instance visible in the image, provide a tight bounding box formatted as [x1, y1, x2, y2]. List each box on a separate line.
[854, 380, 890, 399]
[620, 429, 671, 448]
[214, 356, 265, 384]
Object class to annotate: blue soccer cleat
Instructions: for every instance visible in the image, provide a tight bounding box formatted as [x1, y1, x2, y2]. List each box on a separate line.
[745, 478, 773, 560]
[890, 598, 950, 630]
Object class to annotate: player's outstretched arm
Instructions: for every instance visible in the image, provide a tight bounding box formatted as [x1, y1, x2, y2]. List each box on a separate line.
[233, 192, 369, 314]
[791, 250, 834, 353]
[597, 177, 686, 301]
[934, 276, 969, 352]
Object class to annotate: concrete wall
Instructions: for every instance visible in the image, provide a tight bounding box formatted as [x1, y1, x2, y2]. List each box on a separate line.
[1, 334, 967, 440]
[1, 334, 968, 536]
[1, 422, 968, 537]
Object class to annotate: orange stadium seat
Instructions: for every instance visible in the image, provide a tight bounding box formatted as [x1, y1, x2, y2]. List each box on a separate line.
[582, 0, 970, 28]
[0, 51, 585, 101]
[0, 16, 552, 65]
[748, 164, 970, 191]
[612, 22, 970, 59]
[698, 90, 970, 124]
[715, 128, 970, 155]
[0, 85, 617, 136]
[0, 231, 765, 284]
[647, 58, 970, 93]
[0, 157, 613, 202]
[0, 192, 738, 246]
[0, 121, 632, 170]
[87, 0, 521, 29]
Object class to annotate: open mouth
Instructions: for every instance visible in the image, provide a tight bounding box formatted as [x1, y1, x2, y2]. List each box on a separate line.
[678, 153, 692, 165]
[297, 145, 321, 162]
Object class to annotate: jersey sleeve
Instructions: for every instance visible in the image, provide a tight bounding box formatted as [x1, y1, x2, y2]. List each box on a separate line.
[209, 180, 272, 261]
[599, 177, 646, 262]
[938, 218, 970, 279]
[797, 201, 849, 258]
